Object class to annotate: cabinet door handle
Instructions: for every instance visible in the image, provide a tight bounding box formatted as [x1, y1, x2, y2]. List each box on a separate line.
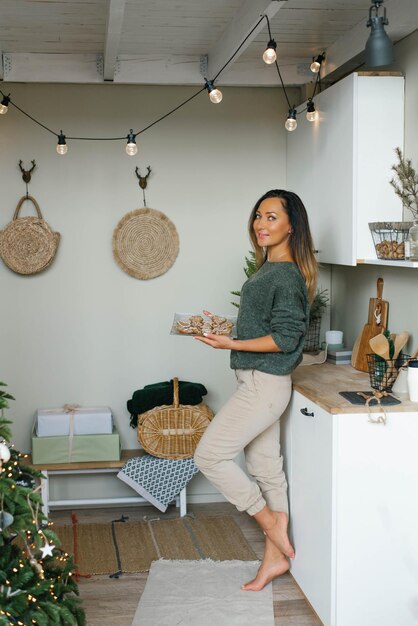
[300, 407, 315, 417]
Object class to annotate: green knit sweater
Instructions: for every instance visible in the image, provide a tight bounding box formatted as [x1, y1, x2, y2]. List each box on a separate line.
[230, 261, 309, 375]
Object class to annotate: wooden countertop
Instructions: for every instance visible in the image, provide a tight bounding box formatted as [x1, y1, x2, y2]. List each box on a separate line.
[291, 362, 418, 414]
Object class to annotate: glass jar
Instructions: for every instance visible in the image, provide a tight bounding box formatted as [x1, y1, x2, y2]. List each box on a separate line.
[408, 219, 418, 261]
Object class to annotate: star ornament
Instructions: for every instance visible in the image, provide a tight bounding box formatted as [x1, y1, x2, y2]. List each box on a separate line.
[40, 540, 55, 558]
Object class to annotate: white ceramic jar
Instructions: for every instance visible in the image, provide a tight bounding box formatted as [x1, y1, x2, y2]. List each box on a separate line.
[407, 361, 418, 401]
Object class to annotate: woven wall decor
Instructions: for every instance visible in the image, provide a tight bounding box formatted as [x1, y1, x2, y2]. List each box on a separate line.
[0, 195, 60, 275]
[113, 207, 179, 279]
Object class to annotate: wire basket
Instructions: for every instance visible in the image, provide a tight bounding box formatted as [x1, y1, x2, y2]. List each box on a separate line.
[303, 317, 321, 353]
[366, 354, 410, 392]
[137, 377, 213, 459]
[368, 222, 412, 260]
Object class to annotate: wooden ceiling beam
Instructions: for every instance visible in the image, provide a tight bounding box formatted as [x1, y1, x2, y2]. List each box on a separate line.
[206, 0, 287, 82]
[103, 0, 126, 81]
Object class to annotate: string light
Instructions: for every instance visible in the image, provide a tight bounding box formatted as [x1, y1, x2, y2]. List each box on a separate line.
[0, 12, 324, 145]
[0, 94, 10, 114]
[56, 131, 68, 155]
[263, 39, 277, 64]
[125, 129, 138, 156]
[204, 79, 223, 104]
[285, 108, 297, 132]
[306, 98, 317, 122]
[310, 53, 325, 73]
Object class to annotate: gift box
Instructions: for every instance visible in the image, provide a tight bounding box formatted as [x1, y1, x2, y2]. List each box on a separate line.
[31, 425, 121, 465]
[36, 406, 113, 437]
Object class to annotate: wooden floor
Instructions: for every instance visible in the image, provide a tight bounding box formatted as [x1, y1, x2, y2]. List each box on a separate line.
[51, 502, 322, 626]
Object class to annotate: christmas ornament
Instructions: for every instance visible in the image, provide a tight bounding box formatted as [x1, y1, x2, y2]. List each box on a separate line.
[15, 473, 35, 489]
[0, 510, 14, 531]
[29, 557, 44, 578]
[0, 442, 11, 463]
[40, 540, 55, 558]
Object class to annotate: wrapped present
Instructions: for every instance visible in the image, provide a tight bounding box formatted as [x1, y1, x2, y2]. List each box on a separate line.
[36, 405, 113, 437]
[31, 425, 120, 464]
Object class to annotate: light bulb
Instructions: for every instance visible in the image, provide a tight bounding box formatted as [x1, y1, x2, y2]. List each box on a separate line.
[126, 129, 138, 156]
[263, 39, 277, 65]
[310, 54, 325, 73]
[209, 88, 223, 104]
[285, 118, 297, 131]
[0, 95, 10, 114]
[205, 79, 223, 104]
[306, 99, 317, 122]
[56, 131, 68, 155]
[126, 142, 138, 156]
[285, 109, 297, 132]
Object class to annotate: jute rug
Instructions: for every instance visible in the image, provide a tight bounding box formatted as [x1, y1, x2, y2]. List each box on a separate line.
[54, 515, 257, 576]
[131, 560, 274, 626]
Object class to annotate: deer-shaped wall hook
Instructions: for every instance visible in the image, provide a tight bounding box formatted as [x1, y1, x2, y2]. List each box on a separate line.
[19, 159, 36, 184]
[135, 166, 152, 190]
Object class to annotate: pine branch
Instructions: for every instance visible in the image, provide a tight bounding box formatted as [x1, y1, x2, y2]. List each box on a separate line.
[390, 147, 418, 218]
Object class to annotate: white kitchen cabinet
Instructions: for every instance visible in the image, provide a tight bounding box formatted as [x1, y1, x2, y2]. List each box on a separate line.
[286, 73, 404, 266]
[285, 389, 418, 626]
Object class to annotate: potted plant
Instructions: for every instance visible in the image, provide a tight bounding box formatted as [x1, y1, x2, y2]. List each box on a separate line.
[369, 147, 418, 260]
[231, 252, 329, 352]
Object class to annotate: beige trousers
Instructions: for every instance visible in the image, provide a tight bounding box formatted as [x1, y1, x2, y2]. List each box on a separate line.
[194, 368, 292, 516]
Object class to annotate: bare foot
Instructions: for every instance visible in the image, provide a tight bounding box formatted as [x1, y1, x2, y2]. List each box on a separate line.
[264, 511, 295, 559]
[241, 537, 289, 592]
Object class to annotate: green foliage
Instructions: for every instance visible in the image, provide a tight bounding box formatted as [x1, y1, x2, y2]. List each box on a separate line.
[309, 288, 329, 322]
[390, 147, 418, 218]
[0, 384, 86, 625]
[230, 251, 257, 307]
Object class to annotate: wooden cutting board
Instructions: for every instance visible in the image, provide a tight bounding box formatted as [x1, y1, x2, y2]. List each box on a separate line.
[351, 277, 389, 372]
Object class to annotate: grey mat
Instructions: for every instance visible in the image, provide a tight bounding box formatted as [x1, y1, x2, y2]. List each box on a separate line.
[131, 559, 274, 626]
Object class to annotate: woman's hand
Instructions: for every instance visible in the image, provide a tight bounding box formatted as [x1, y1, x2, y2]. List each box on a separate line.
[194, 333, 234, 350]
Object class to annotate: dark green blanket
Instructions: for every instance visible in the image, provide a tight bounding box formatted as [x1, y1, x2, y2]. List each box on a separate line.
[128, 380, 208, 428]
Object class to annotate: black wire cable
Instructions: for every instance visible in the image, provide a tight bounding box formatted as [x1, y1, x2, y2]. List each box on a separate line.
[213, 14, 265, 81]
[0, 12, 306, 143]
[136, 86, 206, 135]
[263, 15, 292, 110]
[6, 98, 58, 136]
[266, 14, 273, 41]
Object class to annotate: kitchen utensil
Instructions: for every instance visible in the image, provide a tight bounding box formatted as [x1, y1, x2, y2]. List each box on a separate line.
[351, 277, 389, 372]
[392, 331, 409, 360]
[369, 333, 390, 360]
[391, 347, 418, 394]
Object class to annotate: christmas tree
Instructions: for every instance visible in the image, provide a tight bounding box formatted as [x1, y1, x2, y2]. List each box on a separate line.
[0, 382, 85, 626]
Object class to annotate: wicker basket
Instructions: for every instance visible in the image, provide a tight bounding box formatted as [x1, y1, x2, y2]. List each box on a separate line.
[137, 377, 213, 459]
[0, 195, 60, 275]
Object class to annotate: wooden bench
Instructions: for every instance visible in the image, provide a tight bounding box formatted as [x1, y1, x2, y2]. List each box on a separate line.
[27, 449, 187, 517]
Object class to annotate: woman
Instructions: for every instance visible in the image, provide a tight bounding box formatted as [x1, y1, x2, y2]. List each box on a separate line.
[194, 189, 318, 591]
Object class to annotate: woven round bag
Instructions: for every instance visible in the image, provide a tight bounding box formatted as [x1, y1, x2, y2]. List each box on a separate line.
[137, 378, 213, 459]
[0, 195, 60, 275]
[113, 207, 179, 280]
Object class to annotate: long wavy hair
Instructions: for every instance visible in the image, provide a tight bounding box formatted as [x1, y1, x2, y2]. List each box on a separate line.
[248, 189, 318, 302]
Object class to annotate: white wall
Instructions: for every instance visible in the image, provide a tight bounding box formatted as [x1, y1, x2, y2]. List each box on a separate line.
[0, 82, 299, 501]
[331, 29, 418, 352]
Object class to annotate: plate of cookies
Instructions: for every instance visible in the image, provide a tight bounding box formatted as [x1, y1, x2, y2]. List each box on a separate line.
[170, 311, 237, 337]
